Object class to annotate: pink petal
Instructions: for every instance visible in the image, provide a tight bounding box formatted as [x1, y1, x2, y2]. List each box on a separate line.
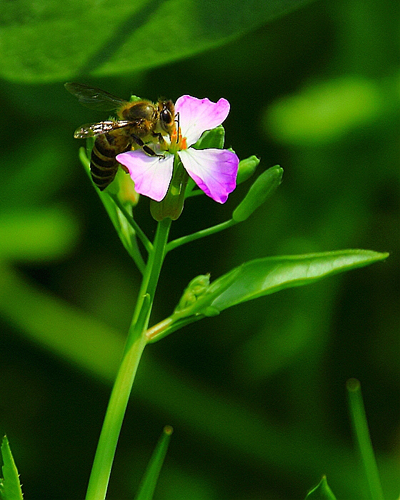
[179, 148, 239, 203]
[175, 95, 230, 147]
[116, 151, 174, 202]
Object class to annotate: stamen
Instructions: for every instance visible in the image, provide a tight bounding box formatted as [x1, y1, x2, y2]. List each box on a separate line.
[168, 126, 187, 152]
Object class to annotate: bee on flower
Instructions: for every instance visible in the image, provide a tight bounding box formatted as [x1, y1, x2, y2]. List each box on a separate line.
[116, 95, 239, 215]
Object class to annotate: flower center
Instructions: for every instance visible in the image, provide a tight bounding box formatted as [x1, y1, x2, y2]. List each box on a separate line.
[167, 126, 187, 154]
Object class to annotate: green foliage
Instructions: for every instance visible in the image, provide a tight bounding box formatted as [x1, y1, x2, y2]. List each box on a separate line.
[0, 0, 314, 83]
[0, 437, 23, 500]
[0, 0, 398, 498]
[305, 476, 336, 500]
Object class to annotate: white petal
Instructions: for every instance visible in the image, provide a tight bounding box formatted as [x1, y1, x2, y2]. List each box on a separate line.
[116, 151, 174, 202]
[175, 95, 230, 147]
[179, 148, 238, 204]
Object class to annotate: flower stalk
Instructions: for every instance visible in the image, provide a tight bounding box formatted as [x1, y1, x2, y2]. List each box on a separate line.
[85, 218, 171, 500]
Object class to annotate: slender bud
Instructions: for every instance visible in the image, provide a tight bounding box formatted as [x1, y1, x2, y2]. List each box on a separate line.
[232, 165, 283, 222]
[236, 155, 260, 184]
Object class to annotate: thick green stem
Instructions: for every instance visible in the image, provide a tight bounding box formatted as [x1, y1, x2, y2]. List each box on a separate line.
[85, 218, 171, 500]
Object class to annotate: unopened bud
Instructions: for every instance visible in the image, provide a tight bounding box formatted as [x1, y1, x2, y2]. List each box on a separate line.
[232, 165, 283, 222]
[194, 125, 225, 149]
[150, 159, 189, 221]
[175, 274, 211, 312]
[236, 155, 260, 184]
[108, 169, 140, 206]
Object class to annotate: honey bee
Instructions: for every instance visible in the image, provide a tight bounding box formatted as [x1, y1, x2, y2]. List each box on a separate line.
[65, 82, 176, 191]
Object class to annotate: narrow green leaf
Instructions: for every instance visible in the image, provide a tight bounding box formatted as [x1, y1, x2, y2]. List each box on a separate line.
[0, 0, 315, 83]
[347, 379, 385, 500]
[134, 426, 173, 500]
[305, 476, 337, 499]
[210, 250, 389, 312]
[78, 146, 150, 272]
[0, 437, 24, 500]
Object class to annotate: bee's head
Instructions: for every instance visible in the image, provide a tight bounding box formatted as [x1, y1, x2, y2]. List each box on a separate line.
[158, 100, 176, 136]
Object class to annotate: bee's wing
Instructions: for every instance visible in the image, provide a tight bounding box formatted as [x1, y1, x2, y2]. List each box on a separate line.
[65, 82, 128, 111]
[74, 120, 132, 138]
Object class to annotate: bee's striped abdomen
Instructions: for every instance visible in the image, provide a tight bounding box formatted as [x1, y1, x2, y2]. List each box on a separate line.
[90, 134, 131, 191]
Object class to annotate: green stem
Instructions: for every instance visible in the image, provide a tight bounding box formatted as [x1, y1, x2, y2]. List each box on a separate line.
[166, 219, 236, 253]
[85, 218, 171, 500]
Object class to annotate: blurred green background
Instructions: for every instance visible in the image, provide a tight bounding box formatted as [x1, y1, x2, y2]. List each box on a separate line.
[0, 0, 399, 498]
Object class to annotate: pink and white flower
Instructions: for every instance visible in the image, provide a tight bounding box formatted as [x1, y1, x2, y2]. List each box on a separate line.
[116, 95, 239, 204]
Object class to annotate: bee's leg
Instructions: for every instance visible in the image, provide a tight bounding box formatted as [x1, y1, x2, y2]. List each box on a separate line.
[132, 134, 164, 157]
[151, 132, 167, 148]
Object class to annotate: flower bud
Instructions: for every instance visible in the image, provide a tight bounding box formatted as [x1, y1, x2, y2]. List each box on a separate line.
[108, 169, 140, 206]
[174, 274, 211, 312]
[194, 125, 225, 149]
[236, 155, 260, 185]
[150, 158, 189, 221]
[232, 165, 283, 222]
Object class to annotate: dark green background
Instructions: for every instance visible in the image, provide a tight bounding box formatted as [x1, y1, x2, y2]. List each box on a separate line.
[0, 0, 398, 498]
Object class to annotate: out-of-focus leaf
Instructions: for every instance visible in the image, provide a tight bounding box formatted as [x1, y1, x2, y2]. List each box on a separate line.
[210, 250, 388, 312]
[265, 76, 385, 145]
[304, 476, 337, 499]
[134, 426, 173, 500]
[0, 0, 314, 83]
[0, 436, 24, 500]
[0, 207, 79, 262]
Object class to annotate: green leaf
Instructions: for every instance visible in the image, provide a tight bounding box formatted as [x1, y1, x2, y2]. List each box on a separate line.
[265, 76, 384, 145]
[1, 0, 315, 83]
[147, 250, 388, 343]
[0, 437, 24, 500]
[305, 476, 337, 499]
[210, 249, 389, 312]
[134, 426, 173, 500]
